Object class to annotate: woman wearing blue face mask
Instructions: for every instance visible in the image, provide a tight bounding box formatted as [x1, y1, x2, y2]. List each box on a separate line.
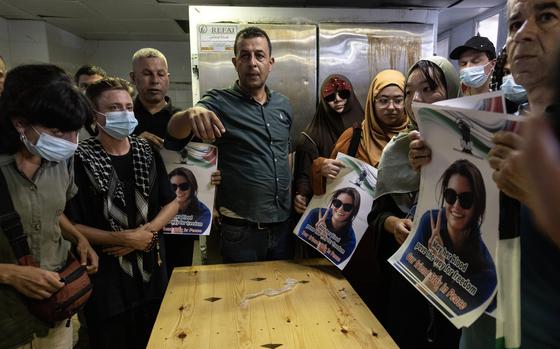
[64, 77, 179, 349]
[0, 64, 98, 349]
[490, 46, 529, 114]
[501, 75, 528, 105]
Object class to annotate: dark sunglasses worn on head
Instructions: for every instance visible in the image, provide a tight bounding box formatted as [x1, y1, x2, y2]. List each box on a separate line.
[171, 183, 190, 191]
[443, 188, 474, 209]
[332, 198, 354, 212]
[324, 89, 351, 103]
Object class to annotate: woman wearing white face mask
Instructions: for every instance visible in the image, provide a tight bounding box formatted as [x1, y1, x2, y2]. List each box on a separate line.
[64, 77, 179, 349]
[501, 75, 528, 105]
[490, 46, 529, 115]
[0, 64, 98, 349]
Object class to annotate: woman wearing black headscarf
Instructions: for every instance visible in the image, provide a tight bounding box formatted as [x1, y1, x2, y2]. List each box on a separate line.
[293, 74, 363, 214]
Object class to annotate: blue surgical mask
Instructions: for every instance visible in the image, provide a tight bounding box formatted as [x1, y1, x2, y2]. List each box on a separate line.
[21, 127, 77, 162]
[97, 110, 138, 140]
[460, 63, 491, 88]
[501, 74, 528, 104]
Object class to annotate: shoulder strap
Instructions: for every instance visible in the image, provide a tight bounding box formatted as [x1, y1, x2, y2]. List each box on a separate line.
[300, 131, 321, 159]
[300, 131, 318, 149]
[0, 170, 32, 260]
[347, 124, 362, 158]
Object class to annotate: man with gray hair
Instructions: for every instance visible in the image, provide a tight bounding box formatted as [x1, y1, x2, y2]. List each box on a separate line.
[130, 47, 195, 277]
[130, 48, 175, 148]
[406, 1, 560, 348]
[487, 1, 560, 348]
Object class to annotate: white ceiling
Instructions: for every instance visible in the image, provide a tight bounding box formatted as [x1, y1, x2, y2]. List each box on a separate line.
[0, 0, 504, 41]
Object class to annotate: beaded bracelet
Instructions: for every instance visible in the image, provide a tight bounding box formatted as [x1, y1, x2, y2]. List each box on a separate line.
[144, 231, 160, 252]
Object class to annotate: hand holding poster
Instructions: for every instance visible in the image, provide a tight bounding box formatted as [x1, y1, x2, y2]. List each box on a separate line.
[293, 153, 377, 269]
[160, 142, 217, 235]
[388, 100, 519, 328]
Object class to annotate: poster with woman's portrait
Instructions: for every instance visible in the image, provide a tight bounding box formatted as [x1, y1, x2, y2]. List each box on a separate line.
[293, 153, 377, 270]
[388, 101, 519, 328]
[160, 142, 217, 235]
[433, 90, 506, 113]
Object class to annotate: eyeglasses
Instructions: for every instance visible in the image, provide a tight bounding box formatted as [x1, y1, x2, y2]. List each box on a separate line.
[171, 183, 190, 191]
[443, 188, 474, 209]
[324, 89, 351, 103]
[332, 198, 354, 212]
[375, 97, 404, 107]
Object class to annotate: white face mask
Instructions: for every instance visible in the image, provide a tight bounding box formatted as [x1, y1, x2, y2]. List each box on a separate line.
[501, 74, 528, 104]
[96, 110, 138, 140]
[21, 127, 77, 162]
[460, 62, 492, 88]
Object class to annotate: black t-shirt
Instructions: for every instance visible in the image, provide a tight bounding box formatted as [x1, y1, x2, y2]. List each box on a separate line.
[109, 151, 136, 224]
[65, 140, 175, 321]
[133, 96, 181, 139]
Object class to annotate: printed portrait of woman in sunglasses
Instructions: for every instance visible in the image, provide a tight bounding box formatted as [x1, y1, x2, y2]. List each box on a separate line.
[163, 167, 212, 235]
[401, 159, 496, 315]
[298, 187, 360, 265]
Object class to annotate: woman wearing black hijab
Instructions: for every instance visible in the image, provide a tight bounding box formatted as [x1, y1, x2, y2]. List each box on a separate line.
[293, 74, 363, 214]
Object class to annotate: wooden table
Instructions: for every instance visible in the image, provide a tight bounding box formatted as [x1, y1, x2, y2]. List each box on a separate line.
[147, 259, 397, 349]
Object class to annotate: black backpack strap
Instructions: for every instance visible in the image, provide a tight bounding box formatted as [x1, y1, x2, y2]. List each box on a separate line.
[347, 123, 362, 158]
[0, 170, 31, 259]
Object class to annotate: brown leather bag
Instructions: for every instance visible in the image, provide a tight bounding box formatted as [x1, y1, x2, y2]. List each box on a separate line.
[0, 173, 93, 326]
[23, 252, 93, 325]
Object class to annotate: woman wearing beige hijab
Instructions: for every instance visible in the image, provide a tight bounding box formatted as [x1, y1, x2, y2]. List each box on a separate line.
[314, 69, 408, 313]
[313, 69, 408, 197]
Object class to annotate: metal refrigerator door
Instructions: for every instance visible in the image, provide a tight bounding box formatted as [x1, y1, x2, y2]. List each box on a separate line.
[319, 23, 434, 109]
[197, 24, 317, 141]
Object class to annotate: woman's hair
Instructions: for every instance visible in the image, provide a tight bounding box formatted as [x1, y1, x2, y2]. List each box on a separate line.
[404, 60, 448, 120]
[438, 159, 486, 230]
[330, 186, 361, 222]
[0, 64, 92, 154]
[168, 167, 201, 215]
[84, 77, 134, 136]
[405, 60, 448, 99]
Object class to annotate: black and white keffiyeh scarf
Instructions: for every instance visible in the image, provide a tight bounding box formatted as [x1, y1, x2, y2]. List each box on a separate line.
[76, 136, 156, 282]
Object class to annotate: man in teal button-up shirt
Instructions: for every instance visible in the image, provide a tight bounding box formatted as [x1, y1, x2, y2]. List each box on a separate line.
[167, 26, 294, 263]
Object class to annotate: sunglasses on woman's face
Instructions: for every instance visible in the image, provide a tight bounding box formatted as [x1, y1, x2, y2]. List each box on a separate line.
[324, 89, 351, 103]
[171, 183, 190, 191]
[332, 198, 353, 212]
[443, 188, 474, 209]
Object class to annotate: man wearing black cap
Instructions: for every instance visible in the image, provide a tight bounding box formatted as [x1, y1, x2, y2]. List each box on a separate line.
[450, 35, 497, 96]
